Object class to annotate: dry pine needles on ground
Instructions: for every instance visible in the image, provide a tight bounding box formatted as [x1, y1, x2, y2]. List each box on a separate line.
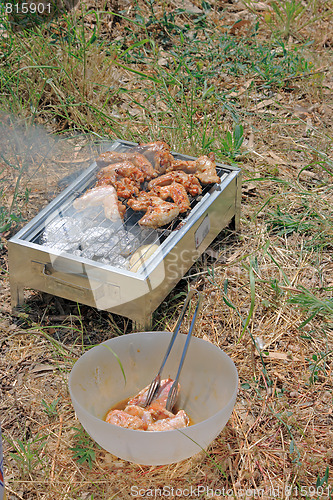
[0, 0, 333, 498]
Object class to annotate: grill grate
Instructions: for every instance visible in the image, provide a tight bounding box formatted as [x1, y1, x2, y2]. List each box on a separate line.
[31, 163, 228, 272]
[8, 139, 241, 325]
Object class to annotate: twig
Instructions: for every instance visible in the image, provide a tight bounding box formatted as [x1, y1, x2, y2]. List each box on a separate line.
[4, 485, 25, 500]
[0, 328, 80, 356]
[227, 455, 237, 497]
[55, 158, 91, 164]
[50, 415, 63, 481]
[282, 66, 328, 81]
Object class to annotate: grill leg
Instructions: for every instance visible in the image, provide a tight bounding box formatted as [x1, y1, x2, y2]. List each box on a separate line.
[229, 215, 240, 231]
[10, 283, 25, 312]
[133, 315, 153, 332]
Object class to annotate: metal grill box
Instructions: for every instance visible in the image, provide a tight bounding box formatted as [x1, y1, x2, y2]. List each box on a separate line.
[8, 140, 241, 328]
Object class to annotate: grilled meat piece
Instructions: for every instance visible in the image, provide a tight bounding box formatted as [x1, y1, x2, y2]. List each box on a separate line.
[148, 171, 202, 197]
[130, 152, 158, 180]
[97, 175, 139, 199]
[73, 185, 123, 221]
[127, 192, 180, 228]
[132, 141, 174, 174]
[193, 153, 221, 184]
[169, 159, 195, 173]
[150, 182, 190, 213]
[97, 162, 145, 185]
[96, 151, 157, 180]
[168, 152, 220, 185]
[96, 161, 143, 199]
[115, 200, 126, 219]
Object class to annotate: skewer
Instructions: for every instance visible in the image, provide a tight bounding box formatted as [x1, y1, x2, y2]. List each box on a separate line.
[142, 290, 202, 409]
[166, 294, 202, 411]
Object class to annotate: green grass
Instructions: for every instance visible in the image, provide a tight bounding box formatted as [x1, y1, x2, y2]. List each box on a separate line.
[1, 2, 333, 496]
[7, 433, 47, 478]
[70, 427, 100, 469]
[0, 3, 313, 136]
[244, 0, 331, 40]
[289, 286, 333, 325]
[0, 15, 123, 134]
[116, 4, 312, 87]
[41, 397, 61, 418]
[266, 198, 333, 250]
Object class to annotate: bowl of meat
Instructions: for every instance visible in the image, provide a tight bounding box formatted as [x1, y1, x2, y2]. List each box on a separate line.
[68, 331, 238, 465]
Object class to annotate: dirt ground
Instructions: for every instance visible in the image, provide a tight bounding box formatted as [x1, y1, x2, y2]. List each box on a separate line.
[1, 0, 333, 499]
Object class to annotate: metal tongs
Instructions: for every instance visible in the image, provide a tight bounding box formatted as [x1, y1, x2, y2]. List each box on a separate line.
[143, 289, 202, 412]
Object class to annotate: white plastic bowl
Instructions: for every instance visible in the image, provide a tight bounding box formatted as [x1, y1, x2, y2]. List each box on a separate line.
[68, 331, 238, 465]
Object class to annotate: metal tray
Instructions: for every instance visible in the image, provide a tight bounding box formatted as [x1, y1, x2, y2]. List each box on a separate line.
[8, 140, 241, 328]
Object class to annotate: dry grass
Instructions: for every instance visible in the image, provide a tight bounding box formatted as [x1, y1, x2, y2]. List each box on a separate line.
[1, 0, 333, 498]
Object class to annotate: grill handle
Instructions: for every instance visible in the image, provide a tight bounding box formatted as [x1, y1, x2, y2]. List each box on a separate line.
[32, 260, 104, 292]
[31, 260, 121, 308]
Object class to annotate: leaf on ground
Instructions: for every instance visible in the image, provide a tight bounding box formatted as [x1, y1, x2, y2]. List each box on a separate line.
[255, 351, 301, 362]
[228, 79, 253, 98]
[229, 19, 252, 36]
[249, 95, 283, 111]
[242, 182, 257, 195]
[267, 151, 288, 165]
[250, 2, 271, 11]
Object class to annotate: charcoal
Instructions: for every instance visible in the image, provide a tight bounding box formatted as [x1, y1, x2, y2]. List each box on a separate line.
[42, 217, 84, 255]
[81, 227, 114, 246]
[42, 213, 155, 267]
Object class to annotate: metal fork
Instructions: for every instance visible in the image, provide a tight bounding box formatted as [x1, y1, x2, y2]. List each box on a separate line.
[143, 289, 202, 409]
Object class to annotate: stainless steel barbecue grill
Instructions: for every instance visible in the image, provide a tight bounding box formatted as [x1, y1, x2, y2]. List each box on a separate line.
[8, 140, 241, 328]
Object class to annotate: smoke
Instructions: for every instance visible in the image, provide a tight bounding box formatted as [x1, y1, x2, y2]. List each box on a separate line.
[1, 116, 169, 315]
[0, 114, 100, 216]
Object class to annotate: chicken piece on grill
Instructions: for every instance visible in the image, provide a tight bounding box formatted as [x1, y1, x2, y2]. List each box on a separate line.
[130, 152, 158, 180]
[150, 182, 190, 213]
[168, 152, 221, 185]
[96, 151, 157, 180]
[73, 185, 124, 221]
[148, 171, 202, 197]
[110, 199, 126, 219]
[127, 191, 180, 228]
[132, 141, 174, 174]
[97, 175, 139, 199]
[96, 161, 143, 199]
[98, 161, 145, 185]
[193, 153, 221, 184]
